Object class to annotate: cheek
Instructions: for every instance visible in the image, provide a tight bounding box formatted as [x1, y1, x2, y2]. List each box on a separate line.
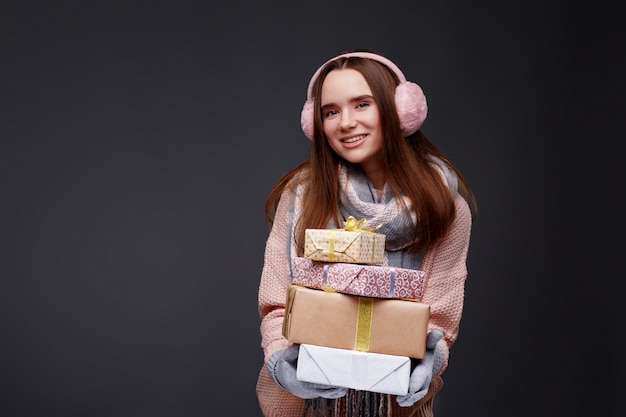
[322, 119, 336, 138]
[364, 112, 381, 128]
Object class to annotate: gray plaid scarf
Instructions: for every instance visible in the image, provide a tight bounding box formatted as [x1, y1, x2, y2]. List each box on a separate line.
[338, 164, 416, 251]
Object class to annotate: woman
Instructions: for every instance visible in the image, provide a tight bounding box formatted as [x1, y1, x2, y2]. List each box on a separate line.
[256, 50, 477, 417]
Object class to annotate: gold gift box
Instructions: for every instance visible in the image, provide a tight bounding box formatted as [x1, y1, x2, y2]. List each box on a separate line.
[304, 228, 385, 264]
[282, 285, 430, 359]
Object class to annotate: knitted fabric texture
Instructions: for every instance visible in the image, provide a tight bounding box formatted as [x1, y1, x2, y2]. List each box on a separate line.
[338, 164, 416, 252]
[257, 174, 472, 417]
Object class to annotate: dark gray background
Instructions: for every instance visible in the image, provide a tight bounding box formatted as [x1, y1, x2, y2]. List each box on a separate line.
[2, 1, 623, 416]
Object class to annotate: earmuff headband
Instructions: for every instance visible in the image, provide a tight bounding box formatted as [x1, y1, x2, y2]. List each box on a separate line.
[305, 52, 409, 100]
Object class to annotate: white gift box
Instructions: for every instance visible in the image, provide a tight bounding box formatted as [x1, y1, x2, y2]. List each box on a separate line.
[296, 344, 410, 395]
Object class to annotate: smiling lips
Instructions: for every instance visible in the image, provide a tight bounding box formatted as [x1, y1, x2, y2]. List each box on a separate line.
[341, 134, 367, 144]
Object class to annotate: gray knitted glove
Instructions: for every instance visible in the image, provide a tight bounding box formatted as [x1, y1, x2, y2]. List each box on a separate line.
[267, 344, 348, 399]
[396, 330, 445, 407]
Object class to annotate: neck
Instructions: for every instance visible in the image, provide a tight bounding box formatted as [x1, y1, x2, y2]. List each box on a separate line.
[360, 163, 385, 190]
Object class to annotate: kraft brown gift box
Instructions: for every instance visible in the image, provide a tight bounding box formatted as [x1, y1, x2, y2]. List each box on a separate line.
[282, 285, 430, 359]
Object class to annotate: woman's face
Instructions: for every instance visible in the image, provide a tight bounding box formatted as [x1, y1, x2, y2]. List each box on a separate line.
[320, 68, 384, 175]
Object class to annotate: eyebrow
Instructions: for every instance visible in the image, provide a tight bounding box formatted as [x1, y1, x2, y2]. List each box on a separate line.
[321, 94, 374, 110]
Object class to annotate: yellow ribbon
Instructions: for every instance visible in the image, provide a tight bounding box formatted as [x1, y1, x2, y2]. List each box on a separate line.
[324, 216, 381, 262]
[319, 216, 383, 263]
[354, 297, 374, 351]
[343, 216, 382, 232]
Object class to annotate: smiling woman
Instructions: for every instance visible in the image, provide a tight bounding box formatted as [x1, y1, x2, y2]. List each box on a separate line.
[320, 69, 385, 188]
[255, 50, 478, 417]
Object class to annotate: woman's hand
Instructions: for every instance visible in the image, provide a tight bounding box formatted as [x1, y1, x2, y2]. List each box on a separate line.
[267, 344, 348, 399]
[396, 330, 445, 407]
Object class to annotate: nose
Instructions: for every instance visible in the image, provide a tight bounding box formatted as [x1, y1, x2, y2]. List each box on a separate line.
[339, 110, 357, 130]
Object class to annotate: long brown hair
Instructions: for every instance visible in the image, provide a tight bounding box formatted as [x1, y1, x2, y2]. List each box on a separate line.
[266, 55, 477, 254]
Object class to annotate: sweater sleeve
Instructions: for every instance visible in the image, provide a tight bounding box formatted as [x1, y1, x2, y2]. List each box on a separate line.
[258, 188, 298, 364]
[420, 193, 472, 377]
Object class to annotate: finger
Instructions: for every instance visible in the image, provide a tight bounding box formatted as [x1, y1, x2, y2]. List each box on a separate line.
[426, 330, 443, 349]
[284, 344, 300, 361]
[321, 387, 347, 399]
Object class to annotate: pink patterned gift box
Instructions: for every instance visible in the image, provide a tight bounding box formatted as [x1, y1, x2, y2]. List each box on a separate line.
[291, 257, 426, 300]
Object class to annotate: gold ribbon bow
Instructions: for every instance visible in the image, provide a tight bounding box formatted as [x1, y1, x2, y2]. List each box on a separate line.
[343, 216, 382, 232]
[325, 216, 382, 262]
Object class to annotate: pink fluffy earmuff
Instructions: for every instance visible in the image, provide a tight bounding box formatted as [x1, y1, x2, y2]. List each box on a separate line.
[300, 51, 428, 140]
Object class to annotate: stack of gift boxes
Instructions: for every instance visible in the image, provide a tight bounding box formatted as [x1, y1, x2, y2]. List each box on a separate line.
[281, 217, 430, 396]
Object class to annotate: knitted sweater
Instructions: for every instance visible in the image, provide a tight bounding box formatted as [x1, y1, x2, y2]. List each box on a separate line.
[256, 182, 472, 417]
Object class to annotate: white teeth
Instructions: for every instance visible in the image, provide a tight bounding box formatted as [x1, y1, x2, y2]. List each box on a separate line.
[343, 135, 365, 143]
